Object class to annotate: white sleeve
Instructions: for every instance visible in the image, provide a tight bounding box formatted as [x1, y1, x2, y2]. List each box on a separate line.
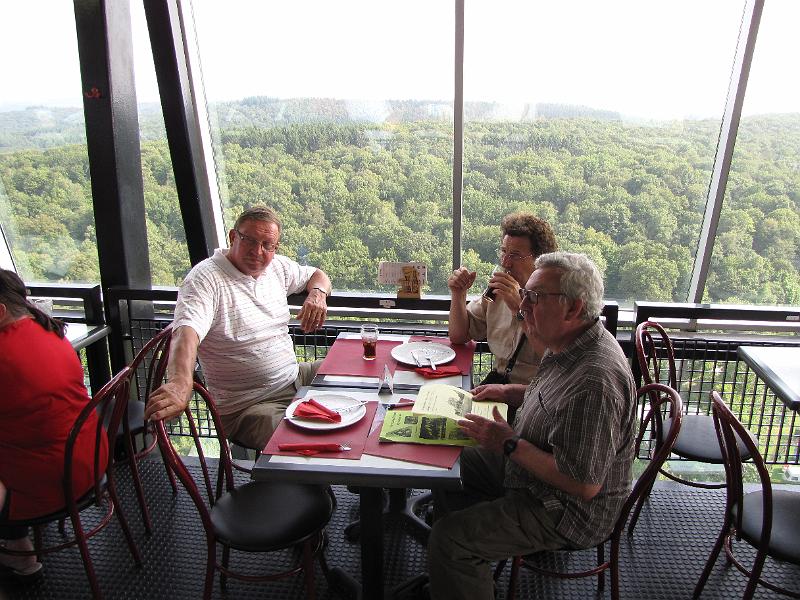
[172, 270, 218, 343]
[274, 255, 317, 296]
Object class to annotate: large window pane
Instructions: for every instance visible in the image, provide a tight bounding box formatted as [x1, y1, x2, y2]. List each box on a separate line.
[709, 0, 800, 305]
[191, 0, 454, 293]
[0, 3, 97, 283]
[131, 3, 190, 286]
[463, 1, 744, 305]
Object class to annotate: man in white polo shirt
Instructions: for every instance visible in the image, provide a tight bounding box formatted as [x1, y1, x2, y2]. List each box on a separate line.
[145, 205, 332, 449]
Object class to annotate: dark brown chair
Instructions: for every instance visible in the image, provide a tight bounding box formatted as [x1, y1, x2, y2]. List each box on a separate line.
[637, 321, 760, 484]
[636, 321, 727, 486]
[154, 381, 335, 599]
[0, 367, 142, 598]
[693, 391, 800, 599]
[115, 324, 177, 534]
[495, 383, 683, 600]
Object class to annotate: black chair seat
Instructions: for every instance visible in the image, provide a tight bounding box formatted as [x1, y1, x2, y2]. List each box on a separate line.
[662, 415, 753, 463]
[211, 482, 333, 552]
[736, 490, 800, 565]
[101, 397, 147, 435]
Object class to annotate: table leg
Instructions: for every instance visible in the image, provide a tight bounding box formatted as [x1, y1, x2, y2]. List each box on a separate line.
[360, 486, 385, 600]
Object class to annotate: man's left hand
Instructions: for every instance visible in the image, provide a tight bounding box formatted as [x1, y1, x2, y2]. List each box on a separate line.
[297, 288, 328, 332]
[458, 406, 515, 454]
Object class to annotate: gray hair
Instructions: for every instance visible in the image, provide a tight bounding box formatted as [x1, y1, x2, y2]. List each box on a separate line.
[534, 252, 604, 321]
[234, 205, 282, 233]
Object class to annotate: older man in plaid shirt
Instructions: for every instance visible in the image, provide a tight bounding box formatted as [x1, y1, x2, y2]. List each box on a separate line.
[428, 252, 637, 600]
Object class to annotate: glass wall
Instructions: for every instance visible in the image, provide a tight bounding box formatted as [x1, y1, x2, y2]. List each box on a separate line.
[130, 2, 190, 286]
[0, 3, 97, 282]
[2, 1, 795, 307]
[709, 0, 800, 305]
[463, 0, 745, 305]
[190, 0, 454, 293]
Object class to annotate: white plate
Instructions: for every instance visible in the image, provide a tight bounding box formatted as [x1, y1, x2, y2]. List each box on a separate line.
[391, 341, 456, 367]
[285, 394, 367, 431]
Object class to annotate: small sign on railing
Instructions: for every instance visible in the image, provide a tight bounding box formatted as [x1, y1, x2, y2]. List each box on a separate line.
[378, 262, 427, 299]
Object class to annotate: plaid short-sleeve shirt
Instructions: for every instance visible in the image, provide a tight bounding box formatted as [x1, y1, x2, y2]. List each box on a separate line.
[505, 320, 637, 548]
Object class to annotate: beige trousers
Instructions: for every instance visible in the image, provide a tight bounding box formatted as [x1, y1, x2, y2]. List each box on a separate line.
[218, 360, 320, 450]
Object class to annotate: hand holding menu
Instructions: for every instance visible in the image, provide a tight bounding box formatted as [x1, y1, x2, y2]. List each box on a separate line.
[412, 383, 507, 421]
[378, 383, 508, 447]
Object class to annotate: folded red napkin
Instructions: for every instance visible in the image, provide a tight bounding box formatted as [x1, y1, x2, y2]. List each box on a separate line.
[292, 398, 341, 422]
[277, 442, 345, 456]
[414, 364, 462, 378]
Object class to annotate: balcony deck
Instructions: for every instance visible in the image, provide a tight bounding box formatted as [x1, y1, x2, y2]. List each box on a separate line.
[2, 458, 799, 599]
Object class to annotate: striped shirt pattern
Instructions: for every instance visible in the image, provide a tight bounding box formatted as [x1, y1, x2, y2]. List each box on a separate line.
[172, 249, 316, 416]
[505, 319, 637, 548]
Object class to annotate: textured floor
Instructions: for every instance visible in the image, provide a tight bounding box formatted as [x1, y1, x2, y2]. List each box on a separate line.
[2, 458, 799, 600]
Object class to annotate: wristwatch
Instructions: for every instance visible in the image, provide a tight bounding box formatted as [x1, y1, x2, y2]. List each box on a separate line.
[503, 435, 520, 457]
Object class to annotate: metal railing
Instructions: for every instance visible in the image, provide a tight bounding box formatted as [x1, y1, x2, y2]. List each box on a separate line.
[632, 302, 800, 467]
[97, 288, 800, 466]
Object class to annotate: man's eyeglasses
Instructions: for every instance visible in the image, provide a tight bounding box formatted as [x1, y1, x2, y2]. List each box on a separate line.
[518, 288, 567, 305]
[496, 248, 533, 262]
[234, 229, 279, 253]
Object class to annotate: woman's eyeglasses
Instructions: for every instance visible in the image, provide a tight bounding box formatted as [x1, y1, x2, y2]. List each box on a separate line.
[496, 248, 533, 262]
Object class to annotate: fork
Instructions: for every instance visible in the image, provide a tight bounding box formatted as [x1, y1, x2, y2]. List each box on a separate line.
[426, 353, 437, 371]
[332, 401, 368, 414]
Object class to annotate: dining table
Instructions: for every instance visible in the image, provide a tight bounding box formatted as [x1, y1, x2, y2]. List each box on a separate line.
[65, 322, 112, 351]
[738, 345, 800, 411]
[65, 322, 113, 391]
[252, 331, 475, 600]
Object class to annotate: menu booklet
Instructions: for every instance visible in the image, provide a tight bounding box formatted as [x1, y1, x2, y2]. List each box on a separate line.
[378, 383, 507, 447]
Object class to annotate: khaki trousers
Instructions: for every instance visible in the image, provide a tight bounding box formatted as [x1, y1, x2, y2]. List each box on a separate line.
[428, 447, 570, 600]
[218, 360, 320, 450]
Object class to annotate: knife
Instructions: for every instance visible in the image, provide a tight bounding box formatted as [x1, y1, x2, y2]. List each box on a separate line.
[278, 443, 352, 452]
[410, 349, 422, 367]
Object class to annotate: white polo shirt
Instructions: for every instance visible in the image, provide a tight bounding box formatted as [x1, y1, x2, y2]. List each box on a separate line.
[172, 249, 316, 416]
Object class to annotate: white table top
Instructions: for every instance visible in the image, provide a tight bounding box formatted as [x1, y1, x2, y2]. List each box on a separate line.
[738, 345, 800, 410]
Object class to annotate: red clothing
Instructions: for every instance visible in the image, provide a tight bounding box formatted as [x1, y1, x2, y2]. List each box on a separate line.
[0, 318, 108, 520]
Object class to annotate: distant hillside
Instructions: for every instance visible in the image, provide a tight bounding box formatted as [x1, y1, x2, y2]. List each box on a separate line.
[0, 97, 628, 153]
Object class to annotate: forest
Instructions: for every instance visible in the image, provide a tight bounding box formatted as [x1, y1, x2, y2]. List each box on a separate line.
[1, 98, 798, 306]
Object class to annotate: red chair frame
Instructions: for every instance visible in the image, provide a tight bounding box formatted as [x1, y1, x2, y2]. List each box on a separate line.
[154, 381, 334, 599]
[636, 320, 726, 490]
[0, 367, 141, 598]
[496, 383, 683, 600]
[121, 324, 177, 534]
[693, 391, 800, 599]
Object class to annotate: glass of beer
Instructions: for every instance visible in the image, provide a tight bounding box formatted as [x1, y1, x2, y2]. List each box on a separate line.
[360, 323, 379, 360]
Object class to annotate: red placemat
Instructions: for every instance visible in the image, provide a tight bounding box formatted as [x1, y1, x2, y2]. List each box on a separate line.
[363, 428, 461, 468]
[394, 336, 475, 376]
[262, 401, 378, 459]
[316, 338, 404, 377]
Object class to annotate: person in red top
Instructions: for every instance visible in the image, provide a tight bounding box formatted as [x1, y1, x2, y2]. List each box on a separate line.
[0, 269, 108, 583]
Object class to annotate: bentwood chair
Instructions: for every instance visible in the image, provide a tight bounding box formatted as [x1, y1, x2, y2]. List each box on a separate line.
[634, 322, 757, 494]
[116, 324, 177, 534]
[0, 367, 142, 599]
[494, 383, 683, 600]
[694, 392, 800, 599]
[155, 381, 335, 599]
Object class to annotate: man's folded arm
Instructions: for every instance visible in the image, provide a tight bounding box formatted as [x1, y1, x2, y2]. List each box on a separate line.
[510, 440, 602, 503]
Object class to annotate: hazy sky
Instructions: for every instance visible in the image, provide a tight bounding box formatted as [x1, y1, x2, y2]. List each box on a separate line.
[1, 1, 797, 120]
